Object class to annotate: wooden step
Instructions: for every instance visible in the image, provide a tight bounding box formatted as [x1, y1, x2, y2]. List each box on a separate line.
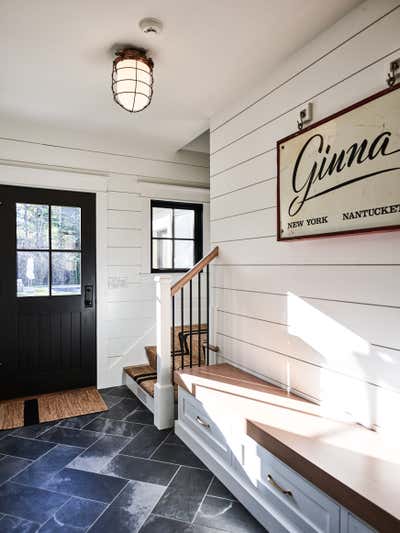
[137, 377, 178, 401]
[124, 364, 156, 381]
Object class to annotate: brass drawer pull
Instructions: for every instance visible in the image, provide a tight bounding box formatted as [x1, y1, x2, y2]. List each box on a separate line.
[196, 416, 210, 429]
[267, 474, 293, 497]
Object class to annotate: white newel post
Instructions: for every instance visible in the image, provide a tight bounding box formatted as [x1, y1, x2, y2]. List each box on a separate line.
[153, 275, 174, 430]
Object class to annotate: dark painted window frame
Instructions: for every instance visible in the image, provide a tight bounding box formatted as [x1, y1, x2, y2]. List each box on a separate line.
[150, 199, 203, 274]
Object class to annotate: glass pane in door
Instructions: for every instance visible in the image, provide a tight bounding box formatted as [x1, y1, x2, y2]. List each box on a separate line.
[51, 206, 81, 250]
[17, 251, 49, 297]
[16, 203, 49, 249]
[51, 252, 81, 295]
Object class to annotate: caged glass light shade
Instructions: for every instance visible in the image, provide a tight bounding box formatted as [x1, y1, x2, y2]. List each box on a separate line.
[112, 48, 154, 113]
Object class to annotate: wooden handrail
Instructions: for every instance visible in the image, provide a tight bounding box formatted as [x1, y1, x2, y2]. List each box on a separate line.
[171, 246, 219, 296]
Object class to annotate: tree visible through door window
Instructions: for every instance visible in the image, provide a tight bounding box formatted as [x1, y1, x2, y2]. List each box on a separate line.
[16, 203, 82, 297]
[151, 200, 203, 273]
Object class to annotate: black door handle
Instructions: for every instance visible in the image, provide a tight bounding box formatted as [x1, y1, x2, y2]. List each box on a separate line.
[84, 285, 94, 308]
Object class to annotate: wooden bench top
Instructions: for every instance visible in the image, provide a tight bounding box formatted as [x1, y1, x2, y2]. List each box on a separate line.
[175, 363, 400, 533]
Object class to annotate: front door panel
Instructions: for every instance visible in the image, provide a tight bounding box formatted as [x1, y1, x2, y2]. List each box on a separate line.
[0, 185, 96, 399]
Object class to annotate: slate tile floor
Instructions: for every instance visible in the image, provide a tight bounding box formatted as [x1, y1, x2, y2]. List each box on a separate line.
[0, 385, 266, 532]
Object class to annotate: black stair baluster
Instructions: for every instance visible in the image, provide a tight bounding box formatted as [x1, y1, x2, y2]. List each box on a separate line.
[181, 287, 184, 371]
[172, 295, 175, 373]
[198, 271, 201, 366]
[206, 264, 210, 366]
[189, 279, 193, 368]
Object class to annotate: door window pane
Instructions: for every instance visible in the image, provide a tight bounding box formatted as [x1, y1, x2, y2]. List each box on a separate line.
[174, 209, 194, 239]
[17, 252, 49, 297]
[152, 207, 172, 238]
[152, 239, 172, 270]
[16, 203, 49, 249]
[51, 252, 81, 295]
[175, 240, 194, 269]
[51, 206, 81, 250]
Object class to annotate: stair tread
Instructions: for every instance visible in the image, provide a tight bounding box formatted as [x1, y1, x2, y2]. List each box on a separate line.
[124, 364, 156, 380]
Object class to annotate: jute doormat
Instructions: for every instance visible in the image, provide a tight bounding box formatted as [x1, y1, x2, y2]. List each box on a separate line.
[0, 386, 108, 431]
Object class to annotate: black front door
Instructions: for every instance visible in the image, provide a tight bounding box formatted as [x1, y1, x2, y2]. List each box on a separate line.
[0, 185, 96, 399]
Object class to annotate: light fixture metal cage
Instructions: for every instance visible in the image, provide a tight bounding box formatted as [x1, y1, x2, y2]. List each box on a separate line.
[112, 48, 154, 113]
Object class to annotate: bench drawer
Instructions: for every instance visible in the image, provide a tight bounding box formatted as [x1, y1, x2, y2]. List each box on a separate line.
[178, 388, 231, 464]
[238, 436, 340, 533]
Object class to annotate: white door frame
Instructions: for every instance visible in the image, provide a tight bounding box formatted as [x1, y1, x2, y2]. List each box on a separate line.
[0, 164, 109, 388]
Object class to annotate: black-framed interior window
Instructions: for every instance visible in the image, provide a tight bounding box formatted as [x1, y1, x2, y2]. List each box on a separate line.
[151, 200, 203, 273]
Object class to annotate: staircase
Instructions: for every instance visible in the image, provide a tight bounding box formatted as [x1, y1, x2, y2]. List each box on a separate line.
[124, 324, 208, 401]
[123, 247, 219, 428]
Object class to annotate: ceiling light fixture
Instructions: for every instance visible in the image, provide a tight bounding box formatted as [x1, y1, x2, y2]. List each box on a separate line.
[112, 48, 154, 113]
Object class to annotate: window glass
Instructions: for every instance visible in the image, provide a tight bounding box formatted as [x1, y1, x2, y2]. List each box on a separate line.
[16, 203, 49, 249]
[51, 252, 81, 295]
[51, 206, 81, 250]
[174, 240, 194, 269]
[152, 239, 172, 270]
[150, 201, 202, 273]
[17, 251, 49, 297]
[152, 207, 172, 238]
[174, 209, 194, 239]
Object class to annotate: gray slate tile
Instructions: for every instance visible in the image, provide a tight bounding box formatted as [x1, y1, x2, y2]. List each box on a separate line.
[101, 454, 178, 486]
[58, 413, 101, 430]
[0, 437, 55, 460]
[124, 408, 154, 425]
[40, 497, 106, 531]
[83, 418, 144, 438]
[152, 442, 207, 469]
[13, 445, 83, 488]
[89, 480, 164, 533]
[207, 477, 236, 500]
[38, 427, 100, 448]
[41, 467, 127, 502]
[68, 435, 130, 473]
[120, 426, 169, 459]
[13, 421, 58, 439]
[99, 386, 134, 399]
[0, 482, 68, 524]
[100, 399, 140, 420]
[0, 456, 32, 485]
[0, 514, 39, 532]
[139, 514, 224, 533]
[153, 466, 213, 522]
[195, 496, 266, 532]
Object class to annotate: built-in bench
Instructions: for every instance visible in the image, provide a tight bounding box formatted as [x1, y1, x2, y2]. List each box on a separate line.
[174, 363, 399, 533]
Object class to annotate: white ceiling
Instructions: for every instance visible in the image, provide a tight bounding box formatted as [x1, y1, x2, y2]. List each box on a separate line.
[0, 0, 362, 158]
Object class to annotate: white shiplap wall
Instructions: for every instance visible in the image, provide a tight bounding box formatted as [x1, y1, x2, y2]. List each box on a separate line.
[0, 137, 210, 388]
[104, 175, 210, 384]
[209, 0, 400, 432]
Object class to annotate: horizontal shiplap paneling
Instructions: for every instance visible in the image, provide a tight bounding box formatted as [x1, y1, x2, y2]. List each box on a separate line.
[211, 179, 276, 221]
[210, 0, 400, 431]
[214, 265, 400, 307]
[210, 0, 397, 133]
[108, 228, 142, 248]
[214, 289, 400, 349]
[211, 2, 400, 156]
[108, 192, 143, 211]
[108, 210, 143, 229]
[216, 232, 400, 265]
[216, 311, 400, 391]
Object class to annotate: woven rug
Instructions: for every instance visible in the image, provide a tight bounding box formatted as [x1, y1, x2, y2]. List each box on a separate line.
[0, 387, 107, 430]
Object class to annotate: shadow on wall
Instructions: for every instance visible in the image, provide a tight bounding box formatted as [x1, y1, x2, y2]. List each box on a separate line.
[286, 292, 399, 430]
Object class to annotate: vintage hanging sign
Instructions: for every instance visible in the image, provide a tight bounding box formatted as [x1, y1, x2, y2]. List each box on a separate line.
[277, 84, 400, 240]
